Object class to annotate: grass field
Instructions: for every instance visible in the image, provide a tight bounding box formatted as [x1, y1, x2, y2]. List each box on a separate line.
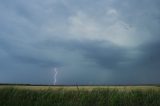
[0, 85, 160, 106]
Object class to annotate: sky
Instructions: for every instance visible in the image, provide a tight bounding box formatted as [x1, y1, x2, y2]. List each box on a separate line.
[0, 0, 160, 85]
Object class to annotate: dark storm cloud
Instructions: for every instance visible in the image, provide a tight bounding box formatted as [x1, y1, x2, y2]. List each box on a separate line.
[135, 40, 160, 71]
[141, 42, 160, 63]
[0, 39, 62, 69]
[40, 39, 127, 69]
[106, 39, 160, 84]
[80, 42, 127, 69]
[0, 0, 160, 84]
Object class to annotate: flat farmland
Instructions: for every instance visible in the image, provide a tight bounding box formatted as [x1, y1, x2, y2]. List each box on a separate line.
[0, 85, 159, 91]
[0, 85, 160, 106]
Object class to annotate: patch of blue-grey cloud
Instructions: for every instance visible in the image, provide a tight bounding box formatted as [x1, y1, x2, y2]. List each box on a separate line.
[0, 0, 160, 85]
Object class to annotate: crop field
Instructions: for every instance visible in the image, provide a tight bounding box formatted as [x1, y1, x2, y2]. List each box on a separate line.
[0, 85, 160, 106]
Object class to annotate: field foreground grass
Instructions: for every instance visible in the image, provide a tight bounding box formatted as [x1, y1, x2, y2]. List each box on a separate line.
[0, 85, 160, 106]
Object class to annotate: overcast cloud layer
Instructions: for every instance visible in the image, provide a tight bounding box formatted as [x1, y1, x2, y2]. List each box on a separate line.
[0, 0, 160, 85]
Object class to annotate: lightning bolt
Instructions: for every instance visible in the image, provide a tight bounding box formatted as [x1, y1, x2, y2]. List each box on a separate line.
[53, 68, 58, 85]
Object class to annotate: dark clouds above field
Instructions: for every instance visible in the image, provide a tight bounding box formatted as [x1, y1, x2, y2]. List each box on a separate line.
[0, 0, 160, 85]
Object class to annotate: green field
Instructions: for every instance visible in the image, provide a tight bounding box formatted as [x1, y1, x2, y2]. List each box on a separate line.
[0, 85, 160, 106]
